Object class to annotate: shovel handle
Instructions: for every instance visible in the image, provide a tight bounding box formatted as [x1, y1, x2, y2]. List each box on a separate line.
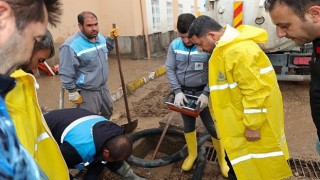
[113, 23, 132, 122]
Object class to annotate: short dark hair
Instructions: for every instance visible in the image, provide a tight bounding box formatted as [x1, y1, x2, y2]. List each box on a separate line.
[188, 15, 223, 38]
[6, 0, 62, 31]
[104, 135, 132, 160]
[32, 29, 55, 58]
[77, 11, 98, 25]
[264, 0, 320, 20]
[177, 13, 195, 34]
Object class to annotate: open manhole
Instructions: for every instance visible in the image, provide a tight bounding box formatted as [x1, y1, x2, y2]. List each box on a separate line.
[205, 146, 320, 179]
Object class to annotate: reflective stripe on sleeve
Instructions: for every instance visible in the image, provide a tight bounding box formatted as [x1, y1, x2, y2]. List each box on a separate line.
[210, 82, 238, 91]
[260, 65, 273, 74]
[243, 108, 267, 114]
[35, 132, 50, 151]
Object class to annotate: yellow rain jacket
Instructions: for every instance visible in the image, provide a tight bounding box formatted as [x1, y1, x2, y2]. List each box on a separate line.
[208, 25, 292, 179]
[6, 69, 69, 179]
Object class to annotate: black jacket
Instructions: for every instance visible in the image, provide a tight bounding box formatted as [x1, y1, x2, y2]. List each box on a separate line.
[309, 39, 320, 139]
[44, 108, 124, 168]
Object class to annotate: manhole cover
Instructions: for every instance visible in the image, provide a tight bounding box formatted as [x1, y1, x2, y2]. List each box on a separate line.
[288, 158, 320, 179]
[205, 146, 320, 178]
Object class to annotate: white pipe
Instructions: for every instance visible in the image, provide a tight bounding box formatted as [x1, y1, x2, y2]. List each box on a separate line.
[43, 61, 55, 76]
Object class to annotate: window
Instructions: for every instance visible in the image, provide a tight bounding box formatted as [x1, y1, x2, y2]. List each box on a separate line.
[179, 4, 183, 15]
[152, 0, 161, 32]
[167, 2, 173, 30]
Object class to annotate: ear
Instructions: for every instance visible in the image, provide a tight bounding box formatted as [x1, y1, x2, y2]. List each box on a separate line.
[0, 1, 14, 44]
[0, 1, 13, 29]
[207, 31, 218, 41]
[78, 23, 83, 30]
[308, 5, 320, 23]
[103, 149, 110, 158]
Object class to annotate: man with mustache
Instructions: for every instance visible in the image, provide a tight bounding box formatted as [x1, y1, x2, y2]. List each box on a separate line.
[165, 13, 228, 177]
[188, 15, 292, 179]
[59, 11, 118, 119]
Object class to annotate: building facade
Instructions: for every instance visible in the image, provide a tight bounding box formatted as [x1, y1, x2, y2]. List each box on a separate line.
[48, 0, 203, 62]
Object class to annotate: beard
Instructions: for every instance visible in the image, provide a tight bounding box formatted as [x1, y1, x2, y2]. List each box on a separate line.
[0, 29, 27, 75]
[83, 30, 98, 40]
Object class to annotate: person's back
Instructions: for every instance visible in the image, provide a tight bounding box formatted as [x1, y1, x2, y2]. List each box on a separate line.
[6, 69, 69, 179]
[0, 95, 47, 179]
[44, 108, 145, 179]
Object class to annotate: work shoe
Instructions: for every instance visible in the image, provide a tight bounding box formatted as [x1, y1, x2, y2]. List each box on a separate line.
[182, 130, 197, 171]
[212, 137, 229, 178]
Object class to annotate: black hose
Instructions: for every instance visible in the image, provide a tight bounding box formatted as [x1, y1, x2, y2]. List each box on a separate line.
[192, 143, 207, 180]
[127, 128, 210, 168]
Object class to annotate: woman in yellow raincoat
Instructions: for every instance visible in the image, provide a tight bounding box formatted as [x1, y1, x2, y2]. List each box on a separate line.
[6, 30, 69, 179]
[188, 15, 292, 179]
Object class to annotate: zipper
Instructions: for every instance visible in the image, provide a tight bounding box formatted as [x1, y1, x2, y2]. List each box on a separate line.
[183, 48, 192, 85]
[95, 43, 105, 87]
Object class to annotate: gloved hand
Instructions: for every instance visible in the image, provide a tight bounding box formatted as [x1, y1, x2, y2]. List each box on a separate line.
[174, 92, 188, 109]
[196, 94, 208, 111]
[115, 161, 145, 180]
[109, 27, 119, 38]
[68, 91, 83, 104]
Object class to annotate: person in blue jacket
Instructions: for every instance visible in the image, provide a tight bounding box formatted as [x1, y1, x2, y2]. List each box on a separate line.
[59, 11, 119, 119]
[165, 13, 228, 177]
[44, 108, 144, 180]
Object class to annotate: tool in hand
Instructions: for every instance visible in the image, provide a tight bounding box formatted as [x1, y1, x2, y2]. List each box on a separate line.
[113, 23, 138, 133]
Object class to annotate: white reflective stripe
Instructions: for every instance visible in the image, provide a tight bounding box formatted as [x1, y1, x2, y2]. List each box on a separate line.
[260, 65, 273, 74]
[243, 108, 267, 114]
[279, 135, 286, 146]
[229, 82, 237, 89]
[230, 151, 284, 165]
[60, 115, 103, 143]
[210, 82, 238, 91]
[77, 44, 106, 56]
[35, 132, 50, 151]
[174, 49, 199, 55]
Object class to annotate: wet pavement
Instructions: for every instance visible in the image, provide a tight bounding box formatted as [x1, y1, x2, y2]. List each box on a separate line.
[36, 57, 166, 110]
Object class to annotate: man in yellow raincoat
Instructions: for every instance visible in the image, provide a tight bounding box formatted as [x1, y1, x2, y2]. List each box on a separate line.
[188, 15, 292, 179]
[5, 30, 69, 179]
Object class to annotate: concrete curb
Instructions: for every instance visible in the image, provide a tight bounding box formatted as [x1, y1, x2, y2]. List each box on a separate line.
[110, 65, 166, 102]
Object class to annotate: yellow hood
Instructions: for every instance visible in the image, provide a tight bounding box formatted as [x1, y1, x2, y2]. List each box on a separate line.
[216, 24, 268, 48]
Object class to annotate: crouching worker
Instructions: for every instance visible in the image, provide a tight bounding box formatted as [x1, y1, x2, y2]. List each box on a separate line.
[44, 108, 144, 180]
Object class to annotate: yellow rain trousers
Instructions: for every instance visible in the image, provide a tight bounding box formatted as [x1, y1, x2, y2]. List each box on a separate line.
[6, 70, 69, 179]
[208, 25, 292, 180]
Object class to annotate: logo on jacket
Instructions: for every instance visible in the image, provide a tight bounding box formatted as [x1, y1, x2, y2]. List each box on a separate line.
[218, 71, 226, 82]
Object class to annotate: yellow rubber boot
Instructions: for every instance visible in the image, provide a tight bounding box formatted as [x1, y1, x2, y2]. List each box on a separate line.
[182, 131, 197, 171]
[212, 137, 229, 178]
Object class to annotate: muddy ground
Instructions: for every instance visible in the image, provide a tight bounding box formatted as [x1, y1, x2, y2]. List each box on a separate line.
[36, 57, 319, 179]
